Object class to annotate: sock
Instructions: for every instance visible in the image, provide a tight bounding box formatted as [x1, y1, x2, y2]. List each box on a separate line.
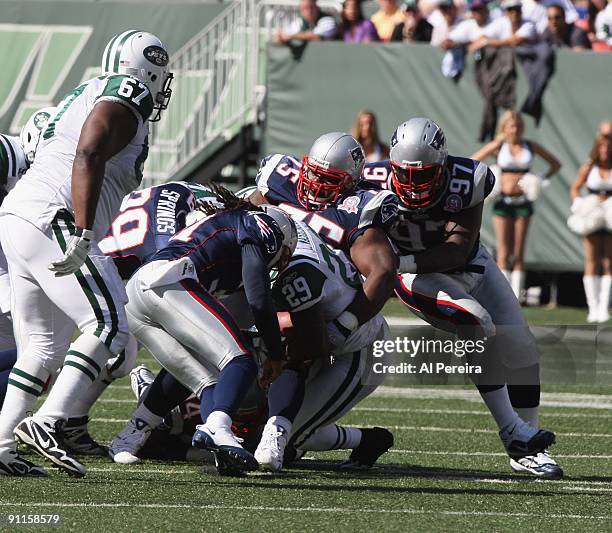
[206, 410, 232, 429]
[514, 407, 539, 426]
[143, 369, 192, 418]
[510, 270, 525, 300]
[133, 402, 164, 428]
[199, 384, 216, 421]
[0, 356, 50, 450]
[502, 269, 511, 283]
[300, 424, 362, 451]
[267, 415, 292, 434]
[268, 369, 305, 423]
[211, 355, 257, 417]
[478, 385, 520, 431]
[68, 368, 113, 419]
[508, 380, 541, 427]
[599, 275, 611, 318]
[37, 333, 111, 419]
[583, 275, 600, 317]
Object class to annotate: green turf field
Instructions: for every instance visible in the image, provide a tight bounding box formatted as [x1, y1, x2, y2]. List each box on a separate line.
[1, 307, 611, 532]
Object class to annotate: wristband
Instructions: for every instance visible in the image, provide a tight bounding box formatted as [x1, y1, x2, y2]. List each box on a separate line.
[75, 227, 94, 241]
[399, 254, 417, 274]
[336, 310, 359, 333]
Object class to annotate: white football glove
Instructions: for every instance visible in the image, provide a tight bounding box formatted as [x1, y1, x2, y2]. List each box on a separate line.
[48, 227, 94, 276]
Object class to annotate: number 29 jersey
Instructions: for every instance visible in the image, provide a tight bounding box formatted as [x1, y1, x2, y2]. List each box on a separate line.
[363, 156, 495, 255]
[0, 74, 153, 240]
[256, 154, 398, 254]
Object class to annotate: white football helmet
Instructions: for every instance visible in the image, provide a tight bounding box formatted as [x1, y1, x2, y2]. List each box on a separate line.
[258, 205, 298, 269]
[102, 30, 173, 121]
[20, 106, 56, 165]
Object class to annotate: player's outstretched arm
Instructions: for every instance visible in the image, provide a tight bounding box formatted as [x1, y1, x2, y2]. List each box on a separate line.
[71, 101, 138, 230]
[346, 226, 398, 325]
[400, 203, 483, 274]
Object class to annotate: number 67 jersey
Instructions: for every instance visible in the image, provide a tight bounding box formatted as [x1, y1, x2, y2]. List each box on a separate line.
[363, 157, 495, 255]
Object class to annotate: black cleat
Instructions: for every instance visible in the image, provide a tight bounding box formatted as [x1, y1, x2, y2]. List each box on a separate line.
[62, 416, 108, 456]
[339, 427, 394, 470]
[15, 416, 86, 477]
[0, 449, 48, 477]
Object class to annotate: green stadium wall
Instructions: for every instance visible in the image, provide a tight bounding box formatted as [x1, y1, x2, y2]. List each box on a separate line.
[263, 42, 612, 272]
[0, 0, 226, 133]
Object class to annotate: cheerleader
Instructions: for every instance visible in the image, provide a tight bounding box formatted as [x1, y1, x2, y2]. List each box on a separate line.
[569, 130, 612, 323]
[472, 111, 561, 301]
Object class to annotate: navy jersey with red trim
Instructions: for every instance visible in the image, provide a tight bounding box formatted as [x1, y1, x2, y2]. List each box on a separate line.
[152, 209, 283, 295]
[255, 154, 398, 253]
[99, 182, 201, 279]
[363, 156, 495, 254]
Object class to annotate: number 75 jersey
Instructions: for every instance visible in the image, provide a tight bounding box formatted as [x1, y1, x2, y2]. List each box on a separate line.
[256, 154, 398, 254]
[363, 157, 495, 254]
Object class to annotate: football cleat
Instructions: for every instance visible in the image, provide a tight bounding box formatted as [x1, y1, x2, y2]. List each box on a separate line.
[0, 448, 48, 477]
[499, 420, 556, 459]
[192, 423, 258, 475]
[254, 417, 289, 472]
[339, 427, 394, 470]
[62, 416, 108, 456]
[14, 416, 86, 477]
[510, 450, 564, 479]
[130, 365, 156, 402]
[110, 417, 153, 464]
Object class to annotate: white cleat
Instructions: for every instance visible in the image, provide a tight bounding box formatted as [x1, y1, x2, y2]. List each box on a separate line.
[510, 450, 564, 479]
[254, 417, 290, 472]
[192, 423, 258, 475]
[110, 417, 153, 464]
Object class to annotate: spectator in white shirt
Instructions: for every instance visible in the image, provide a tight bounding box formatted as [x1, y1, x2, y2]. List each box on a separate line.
[522, 0, 579, 35]
[442, 0, 491, 48]
[595, 0, 612, 44]
[276, 0, 338, 44]
[471, 0, 537, 50]
[429, 0, 464, 46]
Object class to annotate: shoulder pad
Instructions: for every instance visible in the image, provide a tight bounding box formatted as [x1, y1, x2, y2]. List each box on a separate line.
[467, 160, 494, 208]
[255, 154, 286, 195]
[273, 260, 326, 312]
[97, 74, 154, 123]
[358, 188, 398, 229]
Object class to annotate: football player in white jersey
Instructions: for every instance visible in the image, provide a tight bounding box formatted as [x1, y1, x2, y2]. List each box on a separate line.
[255, 221, 393, 471]
[0, 30, 173, 477]
[0, 109, 52, 352]
[363, 117, 562, 479]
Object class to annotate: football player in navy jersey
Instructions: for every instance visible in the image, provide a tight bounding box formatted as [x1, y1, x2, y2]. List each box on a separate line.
[363, 117, 562, 479]
[110, 188, 297, 474]
[250, 132, 399, 335]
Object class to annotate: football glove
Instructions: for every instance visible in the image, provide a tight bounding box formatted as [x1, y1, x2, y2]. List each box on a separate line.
[48, 226, 94, 276]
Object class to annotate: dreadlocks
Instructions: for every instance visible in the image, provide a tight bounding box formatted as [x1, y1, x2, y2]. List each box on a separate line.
[198, 182, 263, 216]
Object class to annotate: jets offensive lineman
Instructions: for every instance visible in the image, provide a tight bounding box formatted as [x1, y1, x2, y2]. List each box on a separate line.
[363, 117, 562, 479]
[0, 30, 173, 477]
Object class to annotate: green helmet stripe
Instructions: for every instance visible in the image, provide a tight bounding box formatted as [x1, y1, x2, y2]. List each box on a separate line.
[103, 33, 121, 73]
[113, 30, 140, 73]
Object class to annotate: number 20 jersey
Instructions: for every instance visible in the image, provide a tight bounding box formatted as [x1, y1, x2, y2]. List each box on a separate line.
[363, 156, 495, 255]
[0, 74, 153, 240]
[256, 154, 398, 253]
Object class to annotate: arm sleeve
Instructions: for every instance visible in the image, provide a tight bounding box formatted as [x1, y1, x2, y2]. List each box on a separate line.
[241, 243, 283, 361]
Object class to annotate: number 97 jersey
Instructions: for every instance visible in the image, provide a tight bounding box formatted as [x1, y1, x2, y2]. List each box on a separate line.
[363, 156, 495, 254]
[99, 182, 208, 279]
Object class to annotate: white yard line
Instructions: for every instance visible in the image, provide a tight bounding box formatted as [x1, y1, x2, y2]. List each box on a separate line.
[0, 502, 609, 520]
[386, 449, 612, 459]
[352, 407, 612, 418]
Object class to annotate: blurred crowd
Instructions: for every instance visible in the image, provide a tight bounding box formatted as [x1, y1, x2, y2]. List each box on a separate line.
[275, 0, 612, 50]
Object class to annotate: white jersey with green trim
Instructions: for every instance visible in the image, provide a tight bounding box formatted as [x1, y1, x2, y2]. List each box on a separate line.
[0, 134, 28, 201]
[0, 74, 153, 240]
[273, 221, 386, 354]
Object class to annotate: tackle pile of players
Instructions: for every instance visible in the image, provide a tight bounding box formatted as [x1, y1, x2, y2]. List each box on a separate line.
[0, 30, 562, 480]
